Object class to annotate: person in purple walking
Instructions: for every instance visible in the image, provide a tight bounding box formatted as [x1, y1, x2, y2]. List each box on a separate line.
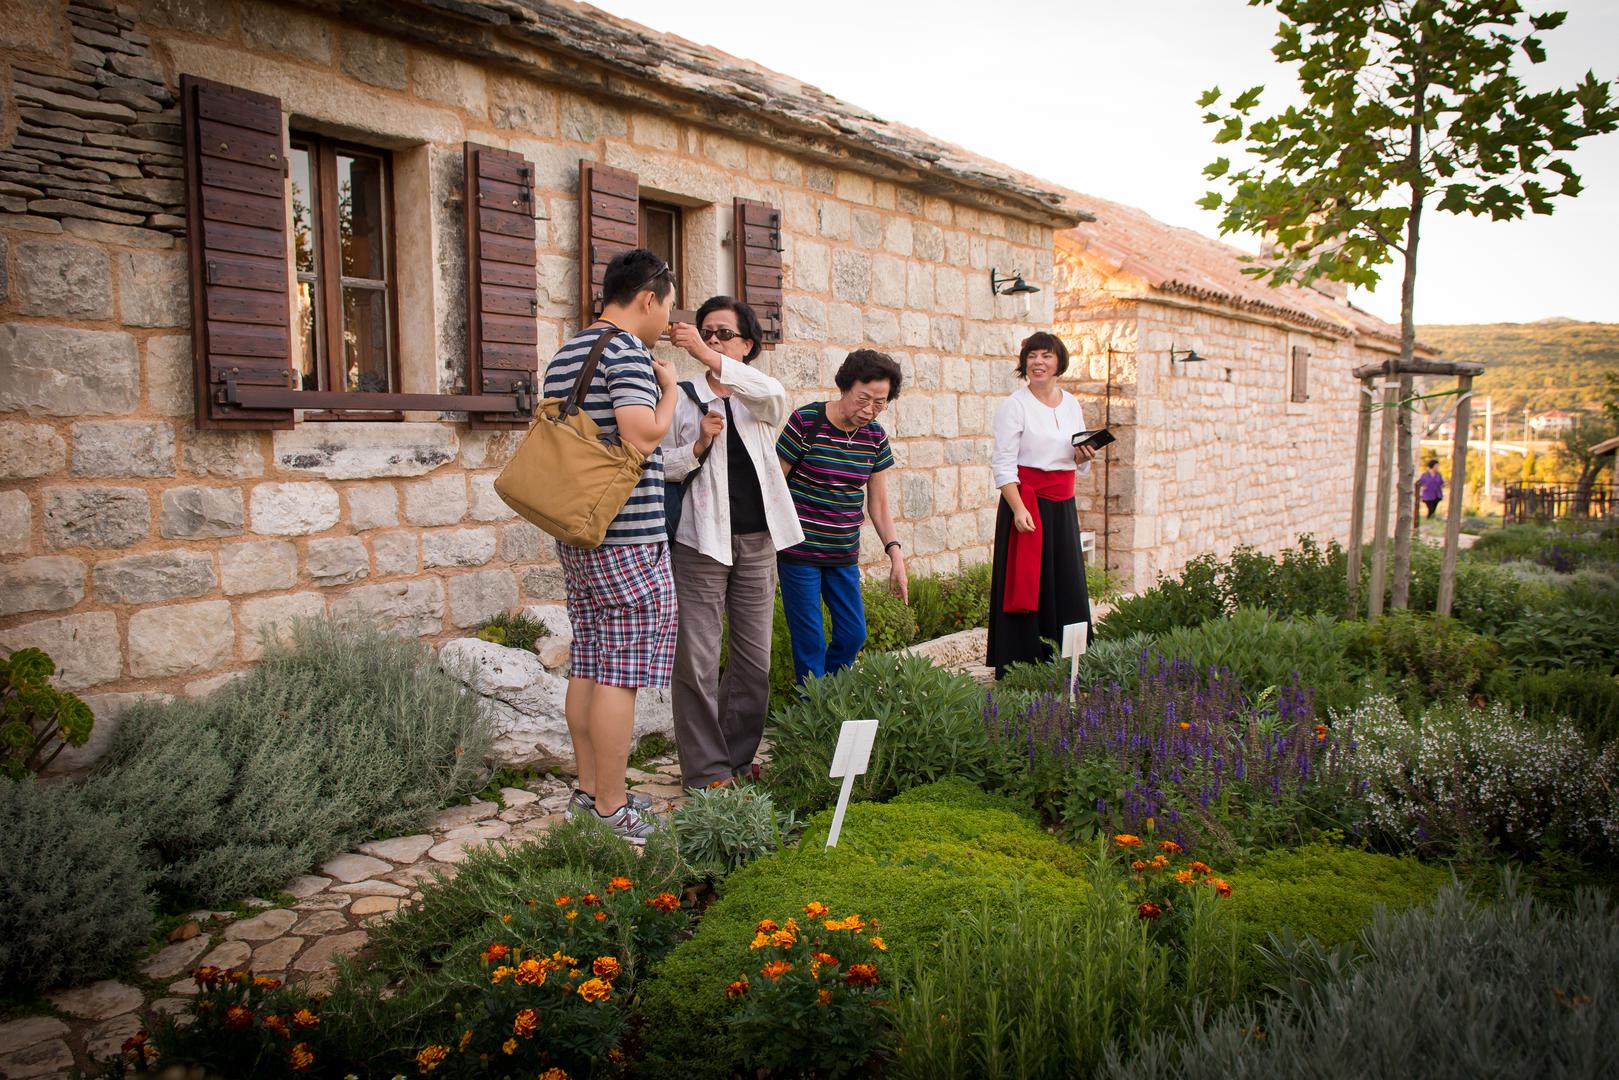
[1418, 459, 1445, 519]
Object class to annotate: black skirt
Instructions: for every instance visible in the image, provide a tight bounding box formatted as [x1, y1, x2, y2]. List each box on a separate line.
[986, 494, 1092, 677]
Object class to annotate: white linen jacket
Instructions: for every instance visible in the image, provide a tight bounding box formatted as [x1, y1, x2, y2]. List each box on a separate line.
[660, 356, 805, 565]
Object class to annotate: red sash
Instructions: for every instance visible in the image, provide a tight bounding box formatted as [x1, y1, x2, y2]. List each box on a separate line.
[1005, 466, 1075, 614]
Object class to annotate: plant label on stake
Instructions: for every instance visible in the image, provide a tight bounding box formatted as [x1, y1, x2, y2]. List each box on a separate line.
[1062, 621, 1089, 701]
[825, 719, 878, 848]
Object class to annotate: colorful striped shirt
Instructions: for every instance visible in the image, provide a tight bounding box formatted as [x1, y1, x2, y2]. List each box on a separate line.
[543, 326, 665, 546]
[776, 402, 893, 565]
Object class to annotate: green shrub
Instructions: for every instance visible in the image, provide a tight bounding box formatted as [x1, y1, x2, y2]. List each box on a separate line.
[673, 783, 802, 877]
[893, 880, 1243, 1080]
[1467, 522, 1619, 567]
[861, 577, 919, 652]
[0, 778, 153, 993]
[1496, 594, 1619, 673]
[1357, 610, 1498, 701]
[1087, 560, 1125, 604]
[889, 775, 1033, 816]
[763, 653, 992, 816]
[1152, 609, 1364, 714]
[993, 632, 1153, 703]
[473, 609, 549, 652]
[1403, 542, 1525, 635]
[84, 619, 491, 907]
[912, 561, 995, 640]
[1, 647, 95, 779]
[1098, 553, 1225, 639]
[1220, 844, 1447, 950]
[633, 791, 1092, 1079]
[1486, 666, 1619, 746]
[1108, 876, 1619, 1080]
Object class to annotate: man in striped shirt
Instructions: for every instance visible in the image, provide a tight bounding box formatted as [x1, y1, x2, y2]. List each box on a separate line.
[775, 349, 909, 683]
[543, 248, 679, 844]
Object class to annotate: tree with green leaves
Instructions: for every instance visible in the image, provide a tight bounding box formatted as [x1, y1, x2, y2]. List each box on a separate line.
[1198, 0, 1617, 607]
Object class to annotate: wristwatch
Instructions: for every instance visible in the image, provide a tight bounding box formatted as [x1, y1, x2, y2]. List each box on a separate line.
[884, 540, 903, 555]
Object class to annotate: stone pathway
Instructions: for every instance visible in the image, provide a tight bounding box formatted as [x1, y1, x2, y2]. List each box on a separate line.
[0, 756, 691, 1079]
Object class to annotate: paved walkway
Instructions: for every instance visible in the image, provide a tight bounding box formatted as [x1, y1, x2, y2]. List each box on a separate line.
[0, 756, 689, 1079]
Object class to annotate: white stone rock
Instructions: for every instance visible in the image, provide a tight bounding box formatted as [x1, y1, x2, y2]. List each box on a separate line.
[127, 601, 235, 678]
[372, 532, 419, 576]
[0, 1015, 68, 1055]
[447, 568, 518, 628]
[93, 549, 215, 604]
[356, 834, 435, 863]
[184, 670, 248, 700]
[234, 592, 324, 661]
[292, 930, 368, 972]
[159, 485, 244, 539]
[350, 895, 402, 916]
[0, 324, 138, 416]
[307, 536, 370, 585]
[224, 907, 298, 941]
[285, 874, 331, 900]
[329, 579, 444, 637]
[272, 423, 458, 480]
[0, 1037, 74, 1078]
[220, 540, 298, 596]
[500, 786, 539, 807]
[332, 879, 409, 897]
[347, 481, 400, 530]
[430, 800, 500, 830]
[468, 471, 517, 521]
[443, 820, 510, 841]
[422, 526, 496, 568]
[404, 472, 467, 526]
[182, 430, 264, 478]
[0, 613, 122, 693]
[139, 934, 210, 980]
[250, 482, 341, 535]
[71, 420, 176, 477]
[48, 979, 142, 1020]
[319, 852, 392, 883]
[117, 251, 189, 327]
[0, 421, 67, 479]
[0, 490, 29, 556]
[198, 940, 251, 968]
[250, 935, 303, 973]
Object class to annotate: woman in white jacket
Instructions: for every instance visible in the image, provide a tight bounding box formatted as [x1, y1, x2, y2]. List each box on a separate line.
[663, 297, 804, 790]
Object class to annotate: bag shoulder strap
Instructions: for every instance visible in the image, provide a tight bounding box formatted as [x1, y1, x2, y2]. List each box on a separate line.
[565, 326, 621, 417]
[786, 402, 832, 482]
[678, 380, 707, 413]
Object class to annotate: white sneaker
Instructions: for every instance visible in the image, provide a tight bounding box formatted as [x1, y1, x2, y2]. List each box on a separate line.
[594, 802, 663, 845]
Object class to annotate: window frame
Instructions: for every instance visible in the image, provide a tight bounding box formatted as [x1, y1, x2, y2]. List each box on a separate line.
[638, 196, 684, 310]
[288, 131, 403, 421]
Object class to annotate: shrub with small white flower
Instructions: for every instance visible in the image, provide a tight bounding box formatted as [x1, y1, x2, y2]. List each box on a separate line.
[1346, 696, 1619, 858]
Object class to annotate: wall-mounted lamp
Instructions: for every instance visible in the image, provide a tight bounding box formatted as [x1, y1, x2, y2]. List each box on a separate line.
[990, 268, 1040, 317]
[1170, 347, 1204, 365]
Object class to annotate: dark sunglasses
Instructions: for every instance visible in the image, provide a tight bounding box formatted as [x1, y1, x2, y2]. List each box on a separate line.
[634, 261, 676, 296]
[698, 327, 745, 342]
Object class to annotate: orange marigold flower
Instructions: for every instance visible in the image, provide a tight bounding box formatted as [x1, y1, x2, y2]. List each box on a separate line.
[500, 913, 512, 923]
[845, 963, 880, 988]
[263, 1014, 290, 1039]
[1188, 861, 1212, 875]
[1113, 834, 1142, 848]
[769, 928, 797, 948]
[594, 910, 607, 922]
[1130, 859, 1147, 872]
[1178, 721, 1192, 730]
[514, 958, 547, 987]
[593, 956, 622, 979]
[755, 918, 779, 934]
[750, 931, 770, 950]
[1173, 870, 1194, 885]
[253, 975, 282, 990]
[482, 942, 510, 964]
[192, 965, 222, 986]
[121, 1032, 147, 1057]
[416, 1044, 450, 1073]
[287, 1042, 315, 1072]
[490, 965, 515, 985]
[648, 892, 680, 913]
[502, 1037, 518, 1056]
[578, 977, 612, 1003]
[223, 1005, 254, 1030]
[803, 901, 830, 918]
[512, 1007, 539, 1039]
[291, 1007, 319, 1030]
[1150, 855, 1169, 869]
[1158, 840, 1183, 853]
[824, 914, 865, 933]
[818, 989, 833, 1005]
[869, 936, 887, 951]
[459, 1028, 474, 1051]
[555, 895, 572, 906]
[539, 1069, 570, 1080]
[608, 1048, 627, 1063]
[812, 952, 839, 967]
[760, 960, 793, 981]
[581, 892, 601, 906]
[607, 876, 634, 893]
[1137, 901, 1162, 921]
[725, 978, 750, 999]
[1213, 878, 1233, 898]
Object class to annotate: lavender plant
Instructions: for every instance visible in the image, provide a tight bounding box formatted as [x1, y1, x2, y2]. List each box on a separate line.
[987, 657, 1359, 859]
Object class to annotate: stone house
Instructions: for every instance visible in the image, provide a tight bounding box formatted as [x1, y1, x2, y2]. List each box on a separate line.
[1052, 191, 1432, 589]
[0, 0, 1078, 756]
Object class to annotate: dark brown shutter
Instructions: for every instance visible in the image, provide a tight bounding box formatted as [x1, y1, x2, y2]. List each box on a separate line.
[465, 142, 538, 430]
[578, 160, 638, 327]
[180, 74, 294, 430]
[733, 197, 782, 347]
[1291, 345, 1311, 403]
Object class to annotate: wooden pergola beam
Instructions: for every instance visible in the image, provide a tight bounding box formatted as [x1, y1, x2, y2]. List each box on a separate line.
[1352, 358, 1485, 379]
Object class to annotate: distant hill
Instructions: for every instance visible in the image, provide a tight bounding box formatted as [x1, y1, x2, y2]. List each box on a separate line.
[1417, 319, 1619, 422]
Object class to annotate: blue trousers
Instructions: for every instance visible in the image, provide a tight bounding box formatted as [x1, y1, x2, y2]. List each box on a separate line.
[778, 559, 866, 684]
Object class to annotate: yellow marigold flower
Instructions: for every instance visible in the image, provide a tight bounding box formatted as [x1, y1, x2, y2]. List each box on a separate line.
[1158, 840, 1183, 853]
[287, 1042, 315, 1073]
[502, 1037, 518, 1056]
[648, 892, 680, 913]
[1150, 855, 1168, 869]
[818, 989, 833, 1005]
[263, 1014, 289, 1039]
[760, 960, 793, 981]
[565, 909, 579, 921]
[458, 1029, 474, 1052]
[607, 876, 634, 893]
[803, 901, 829, 918]
[223, 1005, 254, 1030]
[755, 918, 779, 934]
[869, 936, 886, 951]
[513, 958, 547, 987]
[1173, 870, 1194, 885]
[490, 965, 515, 985]
[415, 1044, 450, 1073]
[253, 975, 282, 990]
[725, 978, 750, 999]
[512, 1007, 539, 1038]
[750, 931, 770, 950]
[769, 928, 797, 948]
[593, 956, 622, 979]
[1188, 861, 1212, 875]
[481, 942, 510, 964]
[824, 914, 866, 933]
[555, 895, 572, 906]
[578, 977, 612, 1003]
[1113, 834, 1142, 848]
[845, 963, 880, 988]
[1137, 901, 1162, 921]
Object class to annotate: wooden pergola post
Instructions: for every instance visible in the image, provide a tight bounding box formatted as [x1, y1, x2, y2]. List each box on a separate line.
[1437, 373, 1474, 616]
[1346, 375, 1375, 618]
[1367, 376, 1399, 618]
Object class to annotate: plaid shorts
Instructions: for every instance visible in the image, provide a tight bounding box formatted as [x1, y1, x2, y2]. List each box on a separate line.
[556, 541, 677, 689]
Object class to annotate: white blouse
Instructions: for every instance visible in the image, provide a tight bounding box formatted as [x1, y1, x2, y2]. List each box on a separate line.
[990, 386, 1094, 489]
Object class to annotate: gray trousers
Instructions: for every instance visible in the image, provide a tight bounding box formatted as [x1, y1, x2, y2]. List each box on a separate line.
[670, 533, 777, 790]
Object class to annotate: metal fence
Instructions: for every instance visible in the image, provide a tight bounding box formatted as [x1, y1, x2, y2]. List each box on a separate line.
[1503, 481, 1617, 524]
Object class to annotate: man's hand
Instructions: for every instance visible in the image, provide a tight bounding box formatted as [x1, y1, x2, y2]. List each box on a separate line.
[694, 409, 725, 454]
[889, 550, 909, 603]
[651, 353, 677, 391]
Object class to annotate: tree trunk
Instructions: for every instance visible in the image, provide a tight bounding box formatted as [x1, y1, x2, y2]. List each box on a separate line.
[1392, 90, 1426, 610]
[1392, 373, 1416, 608]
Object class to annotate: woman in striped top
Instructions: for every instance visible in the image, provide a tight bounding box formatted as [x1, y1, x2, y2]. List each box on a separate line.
[775, 349, 909, 683]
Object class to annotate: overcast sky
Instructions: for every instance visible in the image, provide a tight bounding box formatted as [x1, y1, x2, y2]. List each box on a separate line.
[591, 0, 1619, 327]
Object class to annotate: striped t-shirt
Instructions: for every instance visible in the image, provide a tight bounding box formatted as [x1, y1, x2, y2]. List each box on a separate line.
[542, 326, 665, 546]
[776, 402, 893, 566]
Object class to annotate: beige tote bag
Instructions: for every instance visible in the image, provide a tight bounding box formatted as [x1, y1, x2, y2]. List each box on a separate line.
[495, 328, 647, 549]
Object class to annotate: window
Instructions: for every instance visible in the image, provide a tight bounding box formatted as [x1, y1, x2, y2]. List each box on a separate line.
[638, 197, 683, 307]
[289, 134, 399, 403]
[1290, 345, 1311, 403]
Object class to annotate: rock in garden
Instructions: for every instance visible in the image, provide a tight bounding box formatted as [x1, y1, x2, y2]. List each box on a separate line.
[356, 833, 434, 863]
[318, 852, 391, 883]
[139, 935, 209, 980]
[48, 979, 141, 1020]
[224, 907, 297, 942]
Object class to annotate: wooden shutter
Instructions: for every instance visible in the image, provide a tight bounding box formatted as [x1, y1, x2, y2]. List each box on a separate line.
[180, 74, 294, 430]
[577, 160, 638, 328]
[733, 197, 782, 347]
[465, 142, 538, 430]
[1291, 345, 1311, 403]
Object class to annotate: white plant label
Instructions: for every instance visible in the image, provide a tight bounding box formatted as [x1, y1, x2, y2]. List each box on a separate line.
[1063, 620, 1089, 701]
[825, 718, 878, 848]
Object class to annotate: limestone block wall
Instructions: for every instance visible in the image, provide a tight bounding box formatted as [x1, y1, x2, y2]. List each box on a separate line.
[0, 0, 1055, 733]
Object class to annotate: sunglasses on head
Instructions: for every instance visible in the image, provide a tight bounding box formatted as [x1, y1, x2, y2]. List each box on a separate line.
[698, 327, 746, 342]
[634, 260, 676, 296]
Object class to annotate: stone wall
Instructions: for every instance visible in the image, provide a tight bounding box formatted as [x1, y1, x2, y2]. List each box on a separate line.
[0, 0, 1054, 741]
